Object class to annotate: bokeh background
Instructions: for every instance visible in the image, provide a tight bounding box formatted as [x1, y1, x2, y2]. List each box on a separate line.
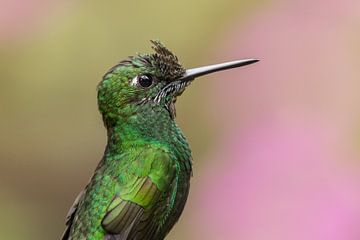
[1, 0, 360, 239]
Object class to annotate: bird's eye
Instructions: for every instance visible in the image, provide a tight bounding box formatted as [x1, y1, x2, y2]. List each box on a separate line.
[138, 74, 153, 88]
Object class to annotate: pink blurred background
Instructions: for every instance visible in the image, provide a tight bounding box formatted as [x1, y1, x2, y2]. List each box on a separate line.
[1, 0, 360, 239]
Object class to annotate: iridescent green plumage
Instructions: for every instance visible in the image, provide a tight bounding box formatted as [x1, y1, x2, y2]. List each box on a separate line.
[62, 41, 258, 240]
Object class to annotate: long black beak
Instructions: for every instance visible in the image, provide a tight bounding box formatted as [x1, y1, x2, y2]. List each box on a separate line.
[178, 59, 259, 82]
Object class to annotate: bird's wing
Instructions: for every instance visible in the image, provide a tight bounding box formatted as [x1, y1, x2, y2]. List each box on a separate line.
[61, 189, 85, 240]
[102, 147, 176, 240]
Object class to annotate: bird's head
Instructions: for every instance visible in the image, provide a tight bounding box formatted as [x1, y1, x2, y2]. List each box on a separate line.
[97, 40, 258, 127]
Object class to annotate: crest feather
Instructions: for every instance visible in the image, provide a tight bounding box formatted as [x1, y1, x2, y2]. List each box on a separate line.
[104, 40, 185, 80]
[148, 40, 185, 79]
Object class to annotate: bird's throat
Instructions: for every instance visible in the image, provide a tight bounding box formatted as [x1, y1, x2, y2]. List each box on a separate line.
[105, 104, 183, 155]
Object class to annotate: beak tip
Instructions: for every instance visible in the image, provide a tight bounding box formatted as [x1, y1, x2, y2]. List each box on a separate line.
[249, 59, 260, 64]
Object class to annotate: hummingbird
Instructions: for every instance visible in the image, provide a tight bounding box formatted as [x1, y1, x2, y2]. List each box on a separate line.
[62, 40, 258, 240]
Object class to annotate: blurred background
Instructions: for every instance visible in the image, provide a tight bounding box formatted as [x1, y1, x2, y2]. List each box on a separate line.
[1, 0, 360, 239]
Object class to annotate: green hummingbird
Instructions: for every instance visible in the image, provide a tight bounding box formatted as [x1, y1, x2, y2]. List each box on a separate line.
[62, 40, 258, 240]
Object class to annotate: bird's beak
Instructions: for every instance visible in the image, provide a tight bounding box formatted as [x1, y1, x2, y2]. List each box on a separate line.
[156, 58, 259, 104]
[178, 59, 259, 82]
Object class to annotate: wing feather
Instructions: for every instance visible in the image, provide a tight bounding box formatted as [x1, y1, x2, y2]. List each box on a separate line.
[102, 148, 176, 240]
[63, 147, 176, 240]
[61, 190, 85, 240]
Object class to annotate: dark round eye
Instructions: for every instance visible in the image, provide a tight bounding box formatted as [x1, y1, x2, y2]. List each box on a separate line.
[138, 74, 153, 88]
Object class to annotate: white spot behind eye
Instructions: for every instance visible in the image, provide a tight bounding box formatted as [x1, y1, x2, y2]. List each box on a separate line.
[130, 76, 139, 86]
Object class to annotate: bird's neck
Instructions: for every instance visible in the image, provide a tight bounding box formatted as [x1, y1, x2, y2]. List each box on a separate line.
[105, 104, 189, 155]
[101, 104, 192, 175]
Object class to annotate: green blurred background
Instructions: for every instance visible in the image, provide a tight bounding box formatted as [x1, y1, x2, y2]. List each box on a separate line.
[2, 0, 360, 239]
